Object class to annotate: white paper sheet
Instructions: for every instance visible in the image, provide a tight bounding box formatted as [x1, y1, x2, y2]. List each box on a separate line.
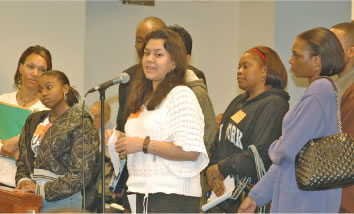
[107, 130, 120, 176]
[202, 175, 235, 211]
[209, 175, 235, 201]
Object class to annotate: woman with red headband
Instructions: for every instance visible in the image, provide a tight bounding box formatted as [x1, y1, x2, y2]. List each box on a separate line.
[205, 46, 289, 212]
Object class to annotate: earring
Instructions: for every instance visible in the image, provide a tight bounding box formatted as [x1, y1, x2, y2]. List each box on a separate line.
[314, 67, 319, 72]
[64, 92, 67, 100]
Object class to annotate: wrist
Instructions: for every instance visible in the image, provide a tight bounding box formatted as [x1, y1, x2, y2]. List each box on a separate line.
[216, 161, 227, 179]
[213, 164, 224, 179]
[210, 165, 217, 180]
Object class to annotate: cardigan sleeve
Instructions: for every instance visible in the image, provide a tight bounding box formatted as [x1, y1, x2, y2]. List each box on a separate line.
[248, 164, 278, 206]
[15, 114, 35, 184]
[164, 86, 209, 177]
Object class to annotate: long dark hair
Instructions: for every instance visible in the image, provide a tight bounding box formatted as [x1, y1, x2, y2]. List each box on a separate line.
[297, 27, 344, 76]
[14, 45, 52, 88]
[40, 70, 80, 107]
[128, 29, 187, 113]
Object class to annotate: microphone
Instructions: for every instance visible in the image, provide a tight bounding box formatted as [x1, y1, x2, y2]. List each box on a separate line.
[87, 73, 130, 94]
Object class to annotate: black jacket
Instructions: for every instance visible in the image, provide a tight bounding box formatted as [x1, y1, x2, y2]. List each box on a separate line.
[210, 88, 289, 184]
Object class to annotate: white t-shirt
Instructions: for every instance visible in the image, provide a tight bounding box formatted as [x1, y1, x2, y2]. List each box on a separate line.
[31, 116, 52, 158]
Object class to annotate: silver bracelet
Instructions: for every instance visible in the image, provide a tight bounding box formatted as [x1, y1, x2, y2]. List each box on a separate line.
[152, 143, 156, 161]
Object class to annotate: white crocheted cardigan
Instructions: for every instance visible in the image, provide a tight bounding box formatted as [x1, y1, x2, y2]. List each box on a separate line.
[125, 86, 209, 197]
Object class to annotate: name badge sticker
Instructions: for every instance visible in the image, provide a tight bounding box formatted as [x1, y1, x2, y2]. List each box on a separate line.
[231, 110, 246, 124]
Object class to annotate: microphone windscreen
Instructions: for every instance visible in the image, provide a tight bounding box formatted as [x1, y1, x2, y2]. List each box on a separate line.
[120, 73, 130, 83]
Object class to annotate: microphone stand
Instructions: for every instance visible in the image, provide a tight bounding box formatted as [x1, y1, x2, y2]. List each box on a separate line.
[85, 74, 130, 213]
[99, 89, 106, 214]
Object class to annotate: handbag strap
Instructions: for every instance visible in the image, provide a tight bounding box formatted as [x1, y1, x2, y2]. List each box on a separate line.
[316, 76, 343, 134]
[248, 145, 266, 181]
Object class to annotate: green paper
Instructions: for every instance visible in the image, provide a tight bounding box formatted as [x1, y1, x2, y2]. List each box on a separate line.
[0, 102, 31, 140]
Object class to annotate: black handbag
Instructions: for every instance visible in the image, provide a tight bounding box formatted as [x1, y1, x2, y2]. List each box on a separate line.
[217, 145, 271, 213]
[295, 77, 354, 190]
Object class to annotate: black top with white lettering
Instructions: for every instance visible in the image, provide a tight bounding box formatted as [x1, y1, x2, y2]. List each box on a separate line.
[209, 88, 289, 184]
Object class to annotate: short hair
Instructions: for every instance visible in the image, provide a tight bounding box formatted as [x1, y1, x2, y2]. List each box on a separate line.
[129, 29, 187, 112]
[245, 46, 288, 89]
[14, 45, 52, 89]
[331, 22, 354, 46]
[168, 24, 193, 55]
[137, 16, 166, 30]
[297, 27, 345, 76]
[39, 70, 80, 107]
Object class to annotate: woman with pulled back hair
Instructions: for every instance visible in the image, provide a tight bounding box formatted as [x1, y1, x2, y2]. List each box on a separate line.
[15, 70, 100, 212]
[206, 46, 289, 212]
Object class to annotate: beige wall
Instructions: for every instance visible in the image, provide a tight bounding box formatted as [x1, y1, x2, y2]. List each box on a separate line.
[0, 1, 86, 96]
[274, 1, 351, 106]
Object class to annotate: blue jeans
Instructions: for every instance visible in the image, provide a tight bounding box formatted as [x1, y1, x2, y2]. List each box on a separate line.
[41, 191, 82, 212]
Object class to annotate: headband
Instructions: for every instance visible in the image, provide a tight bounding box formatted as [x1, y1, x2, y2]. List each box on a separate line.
[250, 48, 266, 63]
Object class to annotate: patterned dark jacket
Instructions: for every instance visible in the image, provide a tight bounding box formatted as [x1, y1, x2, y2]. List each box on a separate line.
[16, 105, 100, 201]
